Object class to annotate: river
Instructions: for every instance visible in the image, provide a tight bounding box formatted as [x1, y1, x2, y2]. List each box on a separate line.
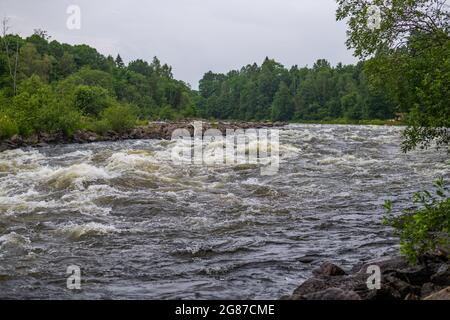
[0, 124, 448, 299]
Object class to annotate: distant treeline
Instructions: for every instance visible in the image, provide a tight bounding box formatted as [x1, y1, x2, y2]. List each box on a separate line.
[0, 31, 397, 140]
[198, 58, 396, 122]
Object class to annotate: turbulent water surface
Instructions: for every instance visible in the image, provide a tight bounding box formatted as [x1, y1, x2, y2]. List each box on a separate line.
[0, 124, 448, 299]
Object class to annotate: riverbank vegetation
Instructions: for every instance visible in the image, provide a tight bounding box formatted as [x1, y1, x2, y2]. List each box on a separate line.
[0, 27, 197, 140]
[384, 178, 450, 263]
[0, 25, 403, 141]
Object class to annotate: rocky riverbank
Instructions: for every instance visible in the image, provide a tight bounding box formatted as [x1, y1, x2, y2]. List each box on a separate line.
[283, 254, 450, 300]
[0, 121, 287, 152]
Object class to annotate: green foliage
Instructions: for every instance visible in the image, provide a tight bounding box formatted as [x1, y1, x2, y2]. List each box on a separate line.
[159, 105, 176, 120]
[384, 178, 450, 263]
[0, 31, 401, 141]
[34, 102, 82, 136]
[0, 32, 198, 139]
[97, 104, 137, 134]
[0, 114, 18, 139]
[73, 85, 111, 116]
[271, 81, 294, 121]
[198, 58, 395, 122]
[336, 0, 450, 151]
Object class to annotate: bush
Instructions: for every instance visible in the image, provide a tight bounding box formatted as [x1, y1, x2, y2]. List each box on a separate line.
[73, 85, 111, 116]
[384, 177, 450, 264]
[88, 119, 111, 135]
[35, 103, 83, 136]
[159, 105, 176, 120]
[0, 115, 19, 139]
[97, 104, 137, 134]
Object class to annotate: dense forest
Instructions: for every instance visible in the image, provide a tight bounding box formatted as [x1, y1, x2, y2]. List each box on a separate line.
[0, 29, 399, 140]
[0, 29, 197, 139]
[198, 58, 395, 121]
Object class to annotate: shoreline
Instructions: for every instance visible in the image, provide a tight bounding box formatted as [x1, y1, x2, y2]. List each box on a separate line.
[0, 120, 288, 152]
[0, 120, 407, 153]
[283, 254, 449, 300]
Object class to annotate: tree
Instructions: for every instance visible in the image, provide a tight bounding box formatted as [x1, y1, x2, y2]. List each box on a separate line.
[271, 81, 294, 121]
[115, 54, 125, 68]
[336, 0, 450, 151]
[1, 18, 19, 95]
[19, 43, 53, 82]
[58, 51, 76, 78]
[73, 85, 111, 116]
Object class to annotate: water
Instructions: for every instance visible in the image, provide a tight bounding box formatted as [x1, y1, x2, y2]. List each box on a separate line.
[0, 124, 448, 299]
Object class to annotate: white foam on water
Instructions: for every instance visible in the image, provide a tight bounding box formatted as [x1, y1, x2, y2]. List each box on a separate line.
[0, 232, 31, 249]
[0, 149, 46, 174]
[59, 222, 120, 240]
[107, 150, 159, 172]
[46, 163, 112, 190]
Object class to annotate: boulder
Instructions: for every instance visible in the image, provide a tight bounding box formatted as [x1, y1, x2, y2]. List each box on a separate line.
[421, 282, 440, 298]
[354, 256, 410, 274]
[9, 134, 23, 145]
[287, 256, 450, 300]
[424, 286, 450, 300]
[313, 262, 347, 277]
[301, 288, 361, 300]
[431, 264, 450, 286]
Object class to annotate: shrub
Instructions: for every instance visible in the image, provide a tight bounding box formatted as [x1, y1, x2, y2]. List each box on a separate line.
[35, 102, 83, 136]
[384, 177, 450, 264]
[89, 119, 111, 135]
[73, 85, 111, 116]
[159, 105, 176, 120]
[0, 115, 19, 139]
[98, 103, 137, 133]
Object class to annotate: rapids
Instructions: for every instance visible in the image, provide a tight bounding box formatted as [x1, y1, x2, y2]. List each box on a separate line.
[0, 124, 448, 299]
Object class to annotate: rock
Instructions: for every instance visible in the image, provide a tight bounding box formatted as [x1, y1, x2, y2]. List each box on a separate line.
[0, 121, 287, 152]
[354, 256, 410, 274]
[0, 143, 9, 152]
[287, 255, 450, 300]
[10, 134, 23, 145]
[421, 282, 439, 298]
[391, 265, 431, 286]
[313, 262, 347, 277]
[424, 286, 450, 300]
[383, 274, 417, 299]
[23, 134, 39, 145]
[431, 264, 450, 286]
[405, 293, 420, 300]
[36, 142, 48, 148]
[291, 273, 369, 300]
[73, 131, 98, 143]
[298, 256, 316, 264]
[301, 288, 361, 300]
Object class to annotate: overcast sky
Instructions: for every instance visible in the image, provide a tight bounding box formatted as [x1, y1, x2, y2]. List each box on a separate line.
[0, 0, 357, 88]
